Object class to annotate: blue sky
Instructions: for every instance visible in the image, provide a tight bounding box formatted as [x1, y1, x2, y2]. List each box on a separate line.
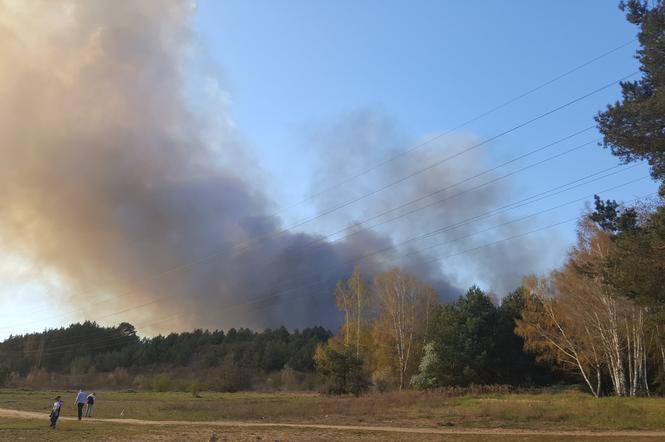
[194, 0, 653, 220]
[0, 1, 657, 339]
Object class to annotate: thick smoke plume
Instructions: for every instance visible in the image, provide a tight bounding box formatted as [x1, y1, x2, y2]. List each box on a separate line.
[0, 0, 454, 333]
[0, 1, 548, 335]
[305, 110, 554, 296]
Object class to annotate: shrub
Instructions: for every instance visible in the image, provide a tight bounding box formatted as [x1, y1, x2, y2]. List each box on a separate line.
[410, 342, 438, 390]
[279, 366, 300, 391]
[206, 355, 251, 392]
[188, 379, 202, 398]
[314, 344, 370, 396]
[150, 374, 172, 392]
[372, 368, 396, 393]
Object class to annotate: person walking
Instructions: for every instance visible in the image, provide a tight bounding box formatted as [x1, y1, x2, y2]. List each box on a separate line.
[49, 396, 62, 430]
[74, 389, 87, 420]
[85, 392, 96, 417]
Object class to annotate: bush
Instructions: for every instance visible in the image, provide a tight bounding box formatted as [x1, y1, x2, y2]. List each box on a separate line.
[279, 366, 301, 390]
[372, 368, 396, 393]
[206, 355, 251, 392]
[410, 342, 438, 390]
[150, 374, 172, 392]
[314, 344, 370, 396]
[188, 379, 202, 398]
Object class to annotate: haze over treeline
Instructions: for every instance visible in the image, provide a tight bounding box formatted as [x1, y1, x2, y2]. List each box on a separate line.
[0, 0, 556, 335]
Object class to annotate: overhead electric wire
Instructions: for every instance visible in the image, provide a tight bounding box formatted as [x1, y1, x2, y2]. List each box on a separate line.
[1, 158, 641, 337]
[3, 66, 639, 330]
[145, 184, 655, 330]
[10, 41, 635, 322]
[233, 134, 632, 280]
[0, 66, 640, 338]
[9, 169, 648, 354]
[0, 125, 600, 332]
[261, 130, 597, 261]
[12, 184, 654, 358]
[278, 72, 639, 230]
[247, 165, 643, 295]
[288, 40, 635, 206]
[102, 70, 639, 293]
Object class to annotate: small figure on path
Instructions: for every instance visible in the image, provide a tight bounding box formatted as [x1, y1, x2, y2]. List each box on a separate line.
[85, 392, 96, 417]
[74, 389, 87, 420]
[49, 396, 62, 430]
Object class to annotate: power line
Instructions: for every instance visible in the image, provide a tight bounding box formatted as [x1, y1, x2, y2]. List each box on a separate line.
[286, 73, 638, 230]
[294, 40, 635, 205]
[10, 185, 653, 358]
[265, 131, 597, 261]
[9, 41, 635, 322]
[236, 139, 607, 294]
[110, 71, 638, 289]
[0, 126, 597, 331]
[0, 43, 644, 351]
[0, 74, 640, 335]
[7, 168, 646, 349]
[245, 166, 643, 301]
[180, 187, 655, 324]
[3, 163, 641, 336]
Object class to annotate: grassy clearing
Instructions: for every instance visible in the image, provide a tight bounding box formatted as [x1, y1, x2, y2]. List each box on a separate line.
[1, 388, 664, 432]
[0, 418, 658, 442]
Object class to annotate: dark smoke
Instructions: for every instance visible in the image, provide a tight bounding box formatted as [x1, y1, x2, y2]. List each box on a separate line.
[0, 0, 456, 334]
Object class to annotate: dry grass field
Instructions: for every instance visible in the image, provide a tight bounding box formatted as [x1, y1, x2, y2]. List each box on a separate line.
[1, 388, 665, 441]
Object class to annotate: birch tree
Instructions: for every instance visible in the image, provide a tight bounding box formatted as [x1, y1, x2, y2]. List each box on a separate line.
[335, 265, 369, 357]
[517, 219, 654, 397]
[517, 276, 604, 397]
[373, 268, 437, 390]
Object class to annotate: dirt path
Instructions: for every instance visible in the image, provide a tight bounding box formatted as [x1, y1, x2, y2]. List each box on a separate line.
[2, 406, 665, 438]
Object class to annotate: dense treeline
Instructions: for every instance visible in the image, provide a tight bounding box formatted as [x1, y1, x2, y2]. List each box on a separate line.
[422, 286, 552, 387]
[0, 323, 330, 390]
[0, 283, 558, 394]
[315, 269, 558, 395]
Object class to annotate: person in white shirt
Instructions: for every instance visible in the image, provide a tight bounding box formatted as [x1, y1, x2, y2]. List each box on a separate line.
[49, 396, 62, 430]
[74, 389, 87, 420]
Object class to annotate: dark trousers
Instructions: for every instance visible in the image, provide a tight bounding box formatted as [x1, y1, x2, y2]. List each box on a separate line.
[77, 402, 84, 420]
[50, 412, 59, 429]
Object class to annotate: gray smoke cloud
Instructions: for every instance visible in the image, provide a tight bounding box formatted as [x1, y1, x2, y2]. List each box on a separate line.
[0, 0, 461, 334]
[304, 109, 555, 296]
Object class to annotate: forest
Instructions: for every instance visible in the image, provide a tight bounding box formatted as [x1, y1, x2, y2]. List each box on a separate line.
[0, 277, 553, 393]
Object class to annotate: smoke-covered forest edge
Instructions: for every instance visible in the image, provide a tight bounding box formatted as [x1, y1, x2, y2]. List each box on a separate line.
[0, 282, 552, 394]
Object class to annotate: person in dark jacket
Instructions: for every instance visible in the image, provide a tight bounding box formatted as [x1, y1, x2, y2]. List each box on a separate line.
[85, 392, 96, 417]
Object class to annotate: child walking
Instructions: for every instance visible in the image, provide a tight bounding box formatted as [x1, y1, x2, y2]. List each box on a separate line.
[85, 392, 96, 417]
[49, 396, 62, 430]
